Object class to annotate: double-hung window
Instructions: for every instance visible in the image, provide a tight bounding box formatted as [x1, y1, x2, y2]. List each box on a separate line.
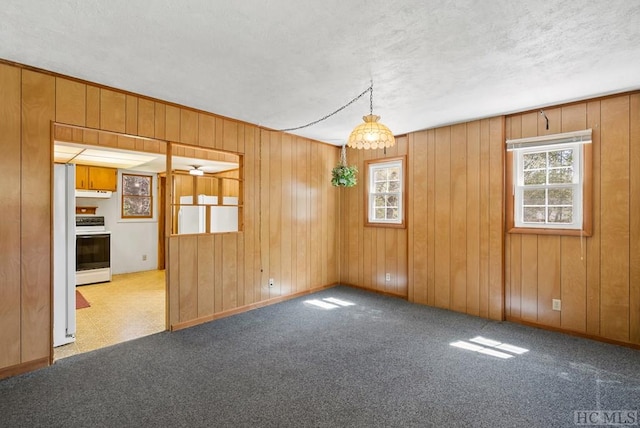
[507, 129, 592, 234]
[365, 157, 405, 227]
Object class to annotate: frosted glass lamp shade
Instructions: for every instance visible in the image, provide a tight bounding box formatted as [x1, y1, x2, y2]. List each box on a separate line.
[347, 114, 395, 150]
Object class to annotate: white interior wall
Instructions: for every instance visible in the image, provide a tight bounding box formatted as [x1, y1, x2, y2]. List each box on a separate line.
[76, 170, 159, 275]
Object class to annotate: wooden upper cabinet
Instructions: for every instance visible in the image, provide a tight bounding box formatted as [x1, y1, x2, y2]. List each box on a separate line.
[75, 165, 117, 191]
[75, 164, 89, 189]
[89, 166, 117, 191]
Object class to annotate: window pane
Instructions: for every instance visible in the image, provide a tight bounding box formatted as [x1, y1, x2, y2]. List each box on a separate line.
[523, 170, 546, 185]
[122, 174, 151, 196]
[375, 182, 387, 192]
[548, 207, 573, 224]
[523, 207, 545, 223]
[549, 149, 573, 167]
[387, 195, 398, 206]
[374, 169, 387, 181]
[523, 152, 546, 170]
[374, 195, 385, 207]
[123, 196, 152, 217]
[388, 181, 400, 192]
[375, 208, 385, 220]
[388, 168, 400, 180]
[523, 189, 545, 205]
[548, 167, 573, 184]
[386, 208, 397, 219]
[548, 188, 573, 205]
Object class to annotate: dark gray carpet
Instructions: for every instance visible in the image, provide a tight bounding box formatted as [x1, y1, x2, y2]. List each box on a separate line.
[1, 286, 639, 427]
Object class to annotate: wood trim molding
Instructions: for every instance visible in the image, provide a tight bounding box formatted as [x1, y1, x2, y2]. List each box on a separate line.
[505, 89, 640, 120]
[505, 141, 593, 237]
[0, 357, 49, 381]
[363, 155, 407, 229]
[340, 282, 408, 300]
[1, 58, 257, 130]
[170, 283, 339, 331]
[506, 316, 640, 351]
[54, 122, 166, 146]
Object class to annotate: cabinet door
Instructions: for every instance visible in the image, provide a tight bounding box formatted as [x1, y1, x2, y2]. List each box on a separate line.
[75, 165, 89, 189]
[88, 166, 117, 191]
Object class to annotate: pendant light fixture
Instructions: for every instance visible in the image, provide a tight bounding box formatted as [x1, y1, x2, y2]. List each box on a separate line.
[277, 81, 394, 150]
[189, 165, 204, 176]
[347, 82, 395, 150]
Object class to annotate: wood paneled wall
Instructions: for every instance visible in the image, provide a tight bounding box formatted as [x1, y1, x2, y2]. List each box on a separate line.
[407, 118, 505, 319]
[339, 137, 410, 296]
[169, 130, 340, 329]
[0, 61, 340, 378]
[0, 64, 30, 371]
[2, 58, 638, 379]
[0, 68, 56, 374]
[172, 171, 240, 204]
[505, 93, 640, 346]
[217, 169, 240, 197]
[339, 118, 505, 320]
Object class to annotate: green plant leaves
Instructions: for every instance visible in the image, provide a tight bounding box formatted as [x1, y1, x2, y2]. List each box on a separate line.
[331, 164, 358, 187]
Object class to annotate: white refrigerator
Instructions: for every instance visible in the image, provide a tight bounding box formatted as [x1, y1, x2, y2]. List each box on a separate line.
[53, 163, 76, 347]
[178, 195, 238, 234]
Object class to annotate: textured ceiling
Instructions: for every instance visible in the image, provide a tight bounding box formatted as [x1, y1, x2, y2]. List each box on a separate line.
[3, 1, 640, 145]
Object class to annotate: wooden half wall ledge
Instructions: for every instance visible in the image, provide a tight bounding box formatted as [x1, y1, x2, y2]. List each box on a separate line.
[171, 283, 340, 331]
[0, 357, 49, 381]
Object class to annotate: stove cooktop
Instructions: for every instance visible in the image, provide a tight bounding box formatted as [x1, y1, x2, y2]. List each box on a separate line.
[75, 216, 105, 227]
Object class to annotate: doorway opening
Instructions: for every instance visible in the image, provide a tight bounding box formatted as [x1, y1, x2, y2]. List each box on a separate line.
[55, 270, 166, 359]
[51, 124, 239, 360]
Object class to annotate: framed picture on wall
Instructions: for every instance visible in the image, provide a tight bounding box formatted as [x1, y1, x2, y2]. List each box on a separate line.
[122, 173, 153, 218]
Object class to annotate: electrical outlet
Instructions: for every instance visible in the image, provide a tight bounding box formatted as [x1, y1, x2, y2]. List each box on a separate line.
[268, 278, 274, 288]
[142, 254, 147, 261]
[552, 299, 561, 311]
[385, 273, 391, 282]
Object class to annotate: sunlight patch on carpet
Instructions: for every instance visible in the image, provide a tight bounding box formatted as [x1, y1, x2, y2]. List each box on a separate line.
[450, 336, 529, 359]
[304, 297, 356, 310]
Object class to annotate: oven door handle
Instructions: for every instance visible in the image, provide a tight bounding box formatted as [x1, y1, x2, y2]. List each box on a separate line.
[76, 234, 111, 239]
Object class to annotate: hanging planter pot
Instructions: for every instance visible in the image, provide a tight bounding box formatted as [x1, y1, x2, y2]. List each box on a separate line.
[331, 145, 358, 187]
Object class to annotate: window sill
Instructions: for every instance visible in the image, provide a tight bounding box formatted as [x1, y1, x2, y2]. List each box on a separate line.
[365, 221, 406, 229]
[507, 226, 592, 237]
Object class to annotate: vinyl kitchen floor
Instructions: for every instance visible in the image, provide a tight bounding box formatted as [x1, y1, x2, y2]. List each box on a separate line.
[54, 270, 166, 361]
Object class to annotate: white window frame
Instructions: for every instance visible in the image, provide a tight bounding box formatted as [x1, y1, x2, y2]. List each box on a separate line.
[513, 143, 582, 229]
[366, 158, 404, 226]
[507, 129, 591, 233]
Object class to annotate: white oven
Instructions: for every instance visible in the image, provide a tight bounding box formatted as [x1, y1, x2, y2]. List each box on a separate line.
[76, 216, 112, 285]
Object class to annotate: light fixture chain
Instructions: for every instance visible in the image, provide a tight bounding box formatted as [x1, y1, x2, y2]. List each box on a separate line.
[278, 84, 373, 132]
[369, 81, 373, 115]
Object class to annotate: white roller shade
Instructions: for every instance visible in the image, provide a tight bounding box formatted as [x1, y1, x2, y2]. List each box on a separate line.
[506, 129, 592, 151]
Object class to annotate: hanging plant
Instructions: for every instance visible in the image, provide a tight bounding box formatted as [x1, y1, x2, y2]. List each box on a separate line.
[331, 145, 358, 187]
